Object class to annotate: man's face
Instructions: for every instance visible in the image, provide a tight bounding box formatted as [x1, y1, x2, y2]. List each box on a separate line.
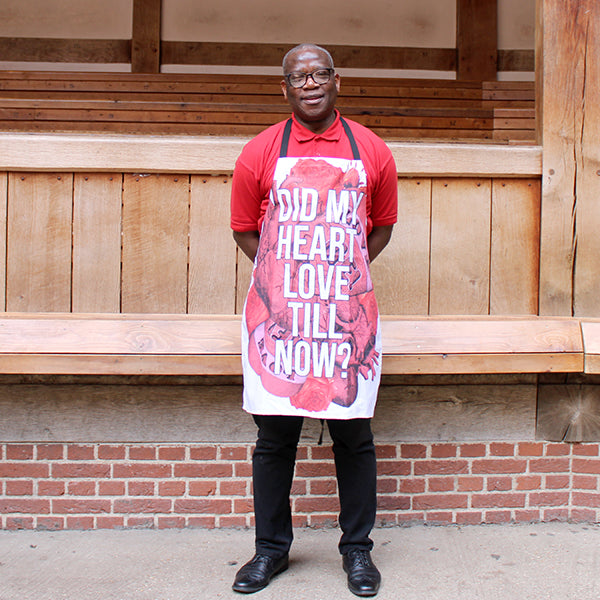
[281, 47, 340, 133]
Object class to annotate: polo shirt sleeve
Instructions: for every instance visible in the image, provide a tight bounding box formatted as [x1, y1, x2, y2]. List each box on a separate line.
[369, 146, 398, 227]
[230, 150, 263, 232]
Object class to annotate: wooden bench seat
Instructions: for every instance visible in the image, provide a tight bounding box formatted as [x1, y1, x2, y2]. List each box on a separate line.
[0, 71, 535, 142]
[0, 313, 582, 377]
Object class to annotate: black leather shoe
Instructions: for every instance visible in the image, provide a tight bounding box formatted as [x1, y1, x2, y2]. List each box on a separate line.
[342, 549, 381, 597]
[232, 553, 289, 594]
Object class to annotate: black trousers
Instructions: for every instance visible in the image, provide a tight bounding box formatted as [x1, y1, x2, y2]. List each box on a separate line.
[252, 414, 377, 558]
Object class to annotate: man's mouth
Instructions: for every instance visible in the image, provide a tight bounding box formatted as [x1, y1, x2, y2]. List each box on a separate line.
[302, 94, 324, 105]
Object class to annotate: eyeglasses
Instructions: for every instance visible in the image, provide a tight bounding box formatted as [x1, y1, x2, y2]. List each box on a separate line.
[285, 68, 334, 88]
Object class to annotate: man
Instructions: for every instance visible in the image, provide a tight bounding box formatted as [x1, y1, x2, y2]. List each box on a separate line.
[230, 43, 397, 597]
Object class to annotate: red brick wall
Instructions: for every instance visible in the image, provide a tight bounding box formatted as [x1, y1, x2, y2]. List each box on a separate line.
[1, 441, 599, 530]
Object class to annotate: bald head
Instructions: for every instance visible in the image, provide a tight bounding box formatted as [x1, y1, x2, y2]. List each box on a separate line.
[282, 43, 334, 74]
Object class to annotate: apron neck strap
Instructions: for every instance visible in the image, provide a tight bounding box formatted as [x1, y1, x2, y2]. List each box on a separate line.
[279, 117, 361, 160]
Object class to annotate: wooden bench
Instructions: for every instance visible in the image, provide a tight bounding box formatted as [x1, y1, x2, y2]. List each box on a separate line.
[0, 71, 535, 142]
[0, 313, 582, 376]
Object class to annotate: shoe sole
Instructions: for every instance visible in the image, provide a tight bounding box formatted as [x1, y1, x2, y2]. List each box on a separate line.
[232, 561, 289, 594]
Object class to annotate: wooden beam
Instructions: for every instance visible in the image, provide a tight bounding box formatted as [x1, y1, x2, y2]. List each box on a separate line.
[0, 132, 542, 176]
[0, 38, 130, 63]
[161, 42, 457, 71]
[131, 0, 161, 73]
[456, 0, 498, 81]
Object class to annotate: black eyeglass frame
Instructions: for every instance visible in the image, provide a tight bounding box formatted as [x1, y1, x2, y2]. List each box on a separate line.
[284, 68, 335, 88]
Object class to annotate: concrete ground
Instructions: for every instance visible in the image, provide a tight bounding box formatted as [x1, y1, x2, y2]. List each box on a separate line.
[0, 523, 599, 600]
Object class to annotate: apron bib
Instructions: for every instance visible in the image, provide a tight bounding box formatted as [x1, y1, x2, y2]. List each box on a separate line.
[241, 118, 382, 419]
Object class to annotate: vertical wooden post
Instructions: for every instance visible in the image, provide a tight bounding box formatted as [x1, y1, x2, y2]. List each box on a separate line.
[132, 0, 161, 73]
[456, 0, 498, 81]
[538, 0, 600, 316]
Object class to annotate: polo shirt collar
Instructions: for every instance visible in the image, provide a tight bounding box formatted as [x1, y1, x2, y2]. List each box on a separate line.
[291, 110, 342, 143]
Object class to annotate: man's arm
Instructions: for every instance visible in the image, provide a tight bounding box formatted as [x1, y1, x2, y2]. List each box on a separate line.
[233, 230, 260, 262]
[367, 225, 393, 262]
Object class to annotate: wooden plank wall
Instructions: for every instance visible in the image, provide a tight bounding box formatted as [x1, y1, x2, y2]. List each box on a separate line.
[0, 172, 541, 317]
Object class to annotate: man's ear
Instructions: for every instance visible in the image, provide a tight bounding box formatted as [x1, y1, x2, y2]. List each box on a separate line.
[334, 73, 341, 92]
[280, 80, 288, 101]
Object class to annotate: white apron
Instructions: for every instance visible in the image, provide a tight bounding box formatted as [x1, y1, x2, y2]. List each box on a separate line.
[241, 118, 382, 419]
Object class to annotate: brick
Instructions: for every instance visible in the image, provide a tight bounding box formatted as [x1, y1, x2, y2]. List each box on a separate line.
[517, 442, 544, 457]
[431, 444, 457, 458]
[413, 494, 468, 510]
[127, 517, 154, 528]
[458, 476, 484, 492]
[37, 517, 64, 530]
[571, 508, 597, 522]
[295, 497, 340, 513]
[98, 445, 126, 460]
[158, 481, 186, 497]
[472, 459, 527, 474]
[376, 514, 398, 527]
[66, 516, 94, 529]
[310, 446, 334, 460]
[128, 481, 155, 496]
[546, 475, 570, 489]
[5, 517, 35, 530]
[400, 478, 426, 494]
[6, 445, 34, 460]
[572, 475, 598, 490]
[175, 499, 232, 514]
[295, 462, 336, 477]
[572, 444, 599, 457]
[397, 512, 425, 524]
[377, 460, 411, 477]
[309, 515, 338, 528]
[487, 477, 513, 492]
[38, 481, 65, 496]
[485, 510, 512, 524]
[234, 463, 252, 478]
[158, 517, 186, 529]
[219, 446, 248, 461]
[400, 444, 427, 459]
[425, 512, 453, 524]
[128, 446, 156, 461]
[67, 481, 96, 496]
[5, 480, 34, 495]
[187, 516, 216, 528]
[459, 443, 486, 458]
[471, 493, 526, 508]
[572, 492, 600, 507]
[67, 445, 95, 460]
[490, 442, 515, 457]
[572, 458, 600, 475]
[514, 509, 540, 523]
[456, 511, 483, 525]
[158, 447, 187, 461]
[189, 446, 217, 460]
[96, 516, 125, 529]
[296, 447, 308, 460]
[189, 481, 217, 496]
[290, 480, 306, 495]
[233, 498, 254, 513]
[376, 478, 397, 494]
[113, 499, 171, 514]
[52, 463, 110, 478]
[98, 481, 125, 496]
[0, 463, 49, 478]
[529, 457, 570, 473]
[37, 444, 64, 460]
[219, 516, 248, 528]
[311, 480, 337, 495]
[52, 499, 111, 514]
[375, 445, 397, 459]
[0, 499, 50, 514]
[220, 480, 247, 496]
[545, 443, 570, 456]
[114, 463, 172, 478]
[377, 495, 410, 510]
[428, 477, 455, 492]
[414, 460, 469, 476]
[529, 491, 570, 506]
[516, 475, 542, 491]
[173, 463, 231, 478]
[543, 508, 569, 521]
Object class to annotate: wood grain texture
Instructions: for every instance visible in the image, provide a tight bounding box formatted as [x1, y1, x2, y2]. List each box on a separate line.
[490, 178, 540, 315]
[132, 0, 161, 73]
[0, 173, 6, 310]
[372, 178, 431, 315]
[189, 175, 237, 314]
[429, 178, 491, 315]
[121, 174, 189, 313]
[6, 173, 73, 312]
[72, 173, 122, 312]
